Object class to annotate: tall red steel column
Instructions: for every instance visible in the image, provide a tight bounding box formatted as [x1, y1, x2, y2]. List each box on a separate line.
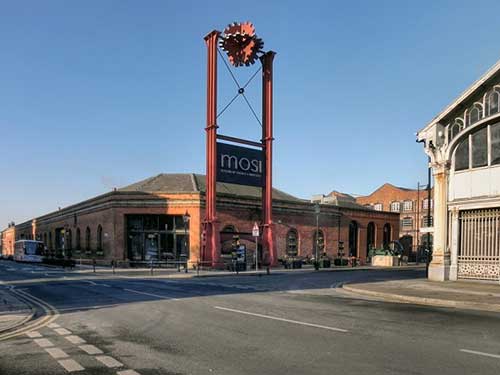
[261, 51, 277, 266]
[203, 30, 221, 267]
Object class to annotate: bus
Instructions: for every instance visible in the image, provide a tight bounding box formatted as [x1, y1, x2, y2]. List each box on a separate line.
[14, 240, 45, 263]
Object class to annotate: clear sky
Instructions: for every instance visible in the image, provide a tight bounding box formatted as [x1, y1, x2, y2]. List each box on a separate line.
[2, 0, 500, 228]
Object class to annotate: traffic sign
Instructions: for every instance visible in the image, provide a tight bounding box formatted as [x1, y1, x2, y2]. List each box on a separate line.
[252, 222, 260, 237]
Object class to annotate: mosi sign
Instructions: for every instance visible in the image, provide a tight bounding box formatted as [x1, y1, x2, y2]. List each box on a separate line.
[217, 142, 264, 187]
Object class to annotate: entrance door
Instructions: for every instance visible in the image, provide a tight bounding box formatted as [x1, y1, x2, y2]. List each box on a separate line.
[349, 221, 358, 258]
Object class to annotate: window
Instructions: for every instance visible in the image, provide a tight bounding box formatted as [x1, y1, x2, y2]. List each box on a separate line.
[422, 199, 433, 210]
[390, 202, 401, 212]
[488, 91, 500, 116]
[492, 122, 500, 165]
[401, 217, 413, 227]
[422, 216, 433, 227]
[467, 105, 482, 126]
[97, 225, 103, 251]
[85, 227, 91, 252]
[448, 119, 464, 141]
[403, 200, 413, 211]
[67, 230, 72, 250]
[286, 229, 298, 256]
[374, 203, 383, 211]
[455, 137, 470, 171]
[471, 127, 488, 168]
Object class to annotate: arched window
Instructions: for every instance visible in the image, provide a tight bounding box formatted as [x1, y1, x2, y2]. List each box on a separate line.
[403, 200, 413, 211]
[313, 229, 325, 255]
[48, 232, 52, 250]
[85, 227, 91, 252]
[97, 225, 103, 251]
[401, 217, 413, 227]
[449, 119, 464, 141]
[367, 222, 376, 254]
[374, 203, 383, 211]
[286, 229, 298, 256]
[221, 225, 237, 233]
[487, 90, 500, 116]
[43, 233, 47, 246]
[467, 105, 483, 127]
[76, 228, 81, 250]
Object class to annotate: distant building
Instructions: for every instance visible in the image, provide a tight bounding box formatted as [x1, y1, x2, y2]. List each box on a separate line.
[2, 174, 399, 266]
[354, 183, 434, 257]
[417, 59, 500, 281]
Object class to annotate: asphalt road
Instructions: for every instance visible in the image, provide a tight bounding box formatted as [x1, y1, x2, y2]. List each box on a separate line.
[1, 260, 499, 375]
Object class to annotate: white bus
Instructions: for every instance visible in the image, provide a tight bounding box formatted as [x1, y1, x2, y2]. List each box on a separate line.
[14, 240, 44, 263]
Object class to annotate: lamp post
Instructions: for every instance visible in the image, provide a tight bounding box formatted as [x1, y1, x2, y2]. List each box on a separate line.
[314, 203, 320, 270]
[182, 211, 190, 273]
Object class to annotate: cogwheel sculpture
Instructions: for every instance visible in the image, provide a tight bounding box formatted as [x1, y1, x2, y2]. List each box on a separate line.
[219, 22, 264, 67]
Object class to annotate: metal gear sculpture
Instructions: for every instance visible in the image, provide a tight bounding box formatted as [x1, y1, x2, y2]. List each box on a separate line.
[219, 22, 264, 67]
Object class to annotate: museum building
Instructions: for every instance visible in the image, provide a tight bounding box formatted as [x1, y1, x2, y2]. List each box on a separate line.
[417, 60, 500, 281]
[1, 174, 399, 266]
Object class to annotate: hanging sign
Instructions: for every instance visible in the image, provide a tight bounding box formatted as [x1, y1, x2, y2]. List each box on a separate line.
[217, 142, 264, 187]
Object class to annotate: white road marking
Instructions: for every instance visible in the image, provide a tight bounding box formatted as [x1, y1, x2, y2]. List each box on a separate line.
[123, 288, 178, 301]
[65, 335, 86, 344]
[84, 280, 98, 286]
[34, 338, 54, 348]
[78, 344, 103, 355]
[54, 327, 72, 336]
[117, 370, 141, 375]
[96, 355, 123, 368]
[26, 331, 42, 338]
[214, 306, 348, 333]
[460, 349, 500, 359]
[101, 284, 111, 287]
[45, 347, 69, 359]
[58, 359, 85, 372]
[48, 323, 60, 328]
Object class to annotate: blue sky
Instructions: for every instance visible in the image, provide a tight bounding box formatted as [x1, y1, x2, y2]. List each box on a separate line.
[2, 0, 500, 227]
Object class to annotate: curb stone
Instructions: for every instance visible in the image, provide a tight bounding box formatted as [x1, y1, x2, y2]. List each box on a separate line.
[342, 284, 500, 313]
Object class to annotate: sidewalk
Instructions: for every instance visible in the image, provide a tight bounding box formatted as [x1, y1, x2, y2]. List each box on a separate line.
[70, 263, 425, 278]
[342, 278, 500, 313]
[0, 287, 34, 333]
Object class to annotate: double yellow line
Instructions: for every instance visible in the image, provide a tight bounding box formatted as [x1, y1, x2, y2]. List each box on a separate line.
[0, 288, 59, 341]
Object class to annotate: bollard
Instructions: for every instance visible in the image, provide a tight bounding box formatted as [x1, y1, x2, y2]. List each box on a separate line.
[112, 260, 115, 274]
[266, 266, 270, 275]
[93, 258, 96, 273]
[196, 261, 200, 277]
[150, 261, 154, 276]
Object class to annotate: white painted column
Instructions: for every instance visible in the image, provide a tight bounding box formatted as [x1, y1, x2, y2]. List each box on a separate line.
[428, 161, 451, 281]
[449, 207, 459, 281]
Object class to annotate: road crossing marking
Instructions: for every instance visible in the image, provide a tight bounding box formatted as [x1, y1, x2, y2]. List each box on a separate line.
[78, 344, 103, 355]
[123, 288, 178, 301]
[54, 327, 72, 335]
[34, 338, 54, 348]
[45, 347, 69, 359]
[96, 355, 123, 368]
[118, 370, 142, 375]
[214, 306, 348, 333]
[65, 335, 86, 344]
[460, 349, 500, 359]
[26, 331, 42, 338]
[58, 359, 85, 372]
[48, 323, 60, 328]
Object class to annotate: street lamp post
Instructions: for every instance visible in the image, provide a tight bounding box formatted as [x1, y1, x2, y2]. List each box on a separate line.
[314, 203, 320, 271]
[182, 211, 190, 273]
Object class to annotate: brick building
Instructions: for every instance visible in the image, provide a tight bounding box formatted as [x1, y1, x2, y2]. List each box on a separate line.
[1, 174, 398, 266]
[354, 183, 434, 257]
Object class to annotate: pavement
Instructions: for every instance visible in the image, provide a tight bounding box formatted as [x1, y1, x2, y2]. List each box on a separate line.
[342, 278, 500, 312]
[2, 260, 500, 374]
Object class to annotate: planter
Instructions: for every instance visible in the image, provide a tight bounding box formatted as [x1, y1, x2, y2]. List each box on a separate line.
[334, 258, 348, 266]
[320, 259, 331, 268]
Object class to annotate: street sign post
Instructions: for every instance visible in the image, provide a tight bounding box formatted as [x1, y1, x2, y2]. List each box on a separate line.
[253, 222, 259, 271]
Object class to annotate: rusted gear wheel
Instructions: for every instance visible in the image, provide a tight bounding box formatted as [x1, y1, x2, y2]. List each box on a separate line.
[219, 22, 264, 67]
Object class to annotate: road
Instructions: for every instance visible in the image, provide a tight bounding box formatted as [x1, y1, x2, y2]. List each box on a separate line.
[0, 260, 499, 375]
